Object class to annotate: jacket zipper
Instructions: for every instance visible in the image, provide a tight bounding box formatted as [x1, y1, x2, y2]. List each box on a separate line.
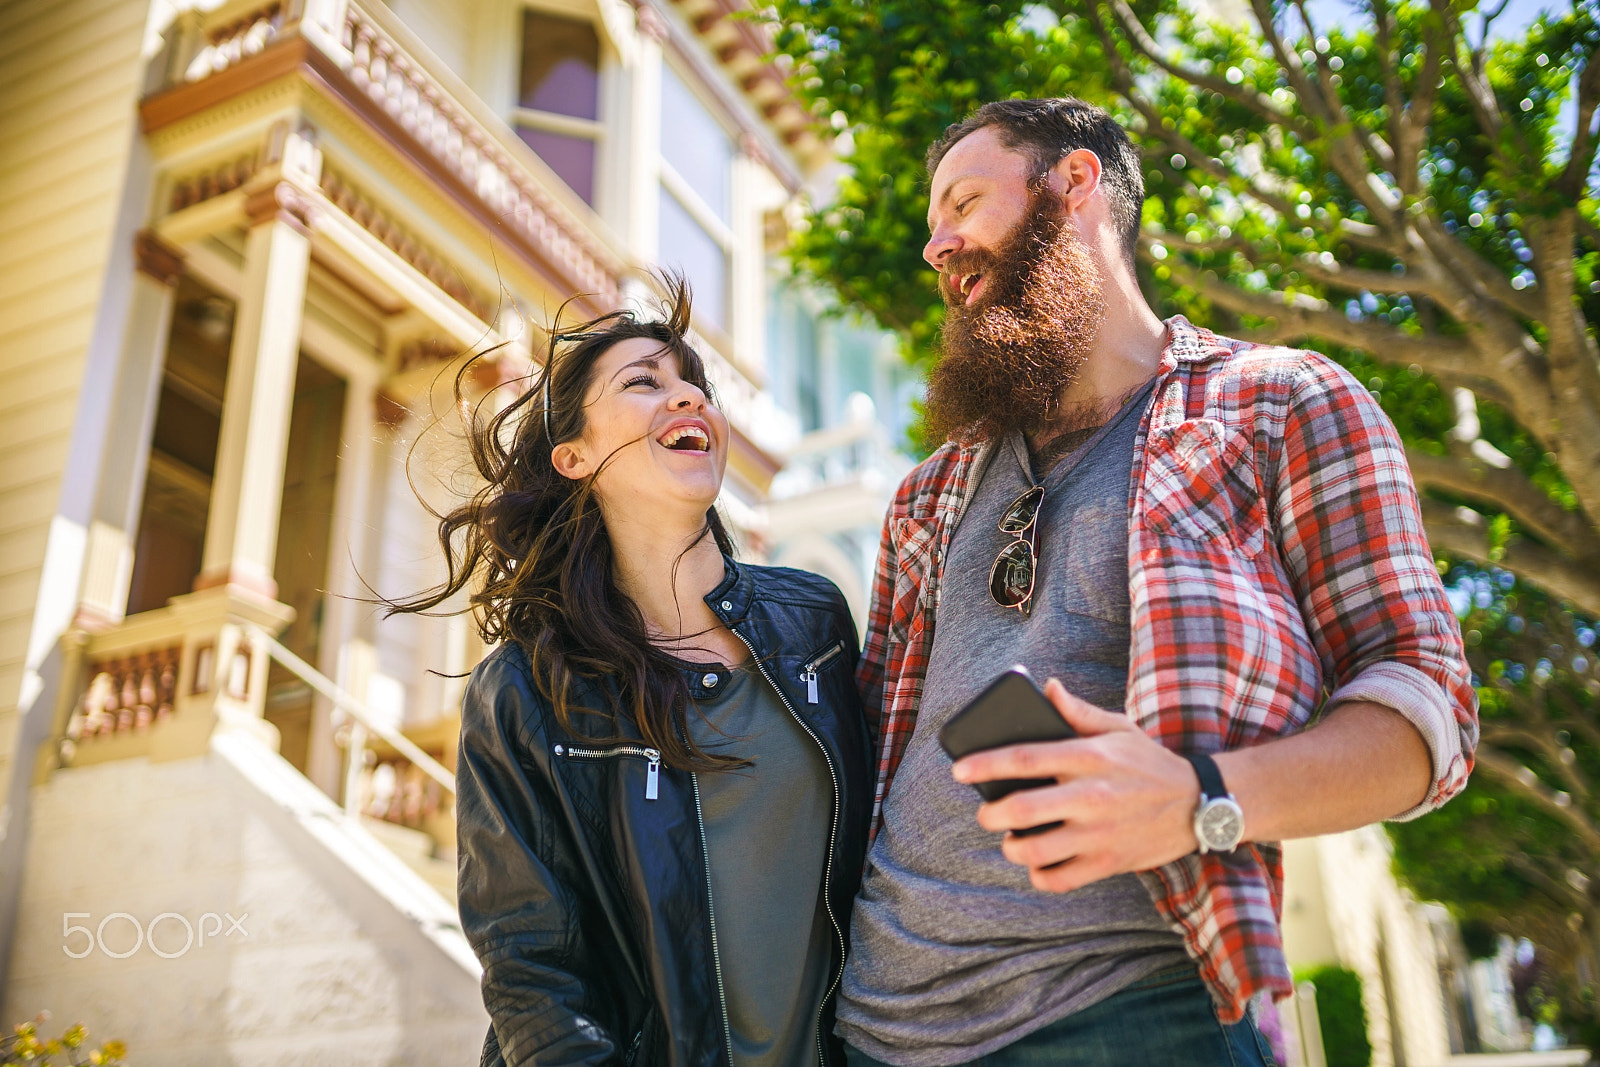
[733, 627, 843, 1067]
[691, 772, 735, 1061]
[553, 743, 661, 800]
[799, 640, 846, 705]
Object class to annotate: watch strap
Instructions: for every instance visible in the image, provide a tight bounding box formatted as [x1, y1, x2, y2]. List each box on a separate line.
[1184, 752, 1228, 800]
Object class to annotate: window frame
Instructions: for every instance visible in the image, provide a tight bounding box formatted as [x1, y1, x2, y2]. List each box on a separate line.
[512, 3, 609, 208]
[656, 56, 738, 338]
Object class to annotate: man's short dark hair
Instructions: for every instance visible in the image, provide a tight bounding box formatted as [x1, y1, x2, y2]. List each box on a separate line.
[927, 98, 1145, 263]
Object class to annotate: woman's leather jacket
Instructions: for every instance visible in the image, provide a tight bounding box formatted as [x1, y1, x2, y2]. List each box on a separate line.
[456, 559, 873, 1067]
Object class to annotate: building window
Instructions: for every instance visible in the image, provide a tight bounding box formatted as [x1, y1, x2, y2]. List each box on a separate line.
[658, 63, 733, 333]
[516, 9, 601, 205]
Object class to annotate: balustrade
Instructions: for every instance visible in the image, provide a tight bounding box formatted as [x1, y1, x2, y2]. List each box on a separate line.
[69, 647, 181, 742]
[53, 586, 294, 771]
[184, 3, 286, 83]
[352, 753, 451, 830]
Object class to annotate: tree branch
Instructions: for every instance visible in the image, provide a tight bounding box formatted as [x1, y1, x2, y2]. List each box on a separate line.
[1104, 0, 1316, 141]
[1475, 744, 1600, 853]
[1504, 851, 1590, 911]
[1557, 41, 1600, 200]
[1290, 0, 1398, 176]
[1393, 0, 1449, 198]
[1481, 724, 1592, 803]
[1372, 0, 1409, 159]
[1420, 499, 1600, 616]
[1526, 212, 1600, 383]
[1291, 253, 1454, 303]
[1246, 0, 1401, 226]
[1440, 2, 1506, 147]
[1406, 448, 1595, 560]
[1107, 71, 1305, 227]
[1337, 218, 1406, 256]
[1410, 214, 1545, 323]
[1163, 257, 1492, 388]
[1098, 21, 1307, 225]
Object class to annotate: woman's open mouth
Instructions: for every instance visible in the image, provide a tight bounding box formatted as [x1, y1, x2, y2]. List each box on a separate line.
[657, 424, 711, 452]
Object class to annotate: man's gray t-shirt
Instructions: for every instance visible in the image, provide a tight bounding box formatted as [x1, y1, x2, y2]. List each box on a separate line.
[837, 382, 1187, 1065]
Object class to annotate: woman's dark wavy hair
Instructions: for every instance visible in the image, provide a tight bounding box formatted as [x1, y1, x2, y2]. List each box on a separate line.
[387, 273, 740, 771]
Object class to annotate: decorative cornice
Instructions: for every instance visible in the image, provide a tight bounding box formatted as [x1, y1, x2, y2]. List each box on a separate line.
[169, 150, 260, 212]
[134, 229, 187, 286]
[635, 0, 807, 191]
[320, 168, 493, 321]
[655, 0, 823, 161]
[243, 178, 316, 233]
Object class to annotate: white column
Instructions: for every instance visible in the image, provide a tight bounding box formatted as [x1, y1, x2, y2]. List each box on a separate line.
[77, 231, 185, 626]
[195, 181, 315, 598]
[626, 9, 664, 263]
[306, 373, 381, 797]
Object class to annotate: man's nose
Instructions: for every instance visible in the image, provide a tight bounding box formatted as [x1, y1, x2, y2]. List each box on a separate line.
[924, 226, 960, 271]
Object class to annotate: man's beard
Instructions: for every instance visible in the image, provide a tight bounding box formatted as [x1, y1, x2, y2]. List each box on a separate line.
[923, 192, 1106, 446]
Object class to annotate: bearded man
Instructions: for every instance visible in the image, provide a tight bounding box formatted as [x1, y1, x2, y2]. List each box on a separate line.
[837, 98, 1479, 1066]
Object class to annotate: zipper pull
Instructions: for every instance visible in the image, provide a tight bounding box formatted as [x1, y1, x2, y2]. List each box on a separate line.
[803, 670, 819, 705]
[645, 749, 660, 800]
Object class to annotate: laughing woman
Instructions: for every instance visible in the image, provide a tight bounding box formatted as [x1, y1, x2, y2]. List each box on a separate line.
[391, 278, 872, 1067]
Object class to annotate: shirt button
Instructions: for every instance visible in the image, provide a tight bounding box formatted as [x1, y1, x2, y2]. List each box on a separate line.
[720, 601, 732, 611]
[703, 673, 719, 688]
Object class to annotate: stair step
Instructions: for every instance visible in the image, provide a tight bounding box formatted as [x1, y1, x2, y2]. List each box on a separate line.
[361, 815, 457, 904]
[360, 814, 435, 858]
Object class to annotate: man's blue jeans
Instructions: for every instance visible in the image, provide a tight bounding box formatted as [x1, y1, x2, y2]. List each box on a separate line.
[843, 964, 1279, 1067]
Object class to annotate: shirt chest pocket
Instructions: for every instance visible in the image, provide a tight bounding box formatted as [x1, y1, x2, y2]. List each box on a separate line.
[1139, 419, 1267, 557]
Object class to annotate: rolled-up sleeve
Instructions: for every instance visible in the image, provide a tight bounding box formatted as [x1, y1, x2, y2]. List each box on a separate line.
[1275, 353, 1479, 819]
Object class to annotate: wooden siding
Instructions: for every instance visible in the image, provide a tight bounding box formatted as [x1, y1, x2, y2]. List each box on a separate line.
[0, 0, 149, 798]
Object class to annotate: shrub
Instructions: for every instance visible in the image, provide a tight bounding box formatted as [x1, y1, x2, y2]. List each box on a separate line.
[1295, 964, 1374, 1067]
[1, 1013, 125, 1066]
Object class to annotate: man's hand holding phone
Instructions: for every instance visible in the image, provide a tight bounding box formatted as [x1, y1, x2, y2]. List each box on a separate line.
[946, 673, 1207, 895]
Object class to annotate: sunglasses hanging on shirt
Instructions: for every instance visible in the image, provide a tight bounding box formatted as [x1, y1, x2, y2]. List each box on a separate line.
[990, 484, 1044, 616]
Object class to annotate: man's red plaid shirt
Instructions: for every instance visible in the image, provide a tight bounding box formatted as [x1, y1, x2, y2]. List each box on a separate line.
[857, 316, 1479, 1022]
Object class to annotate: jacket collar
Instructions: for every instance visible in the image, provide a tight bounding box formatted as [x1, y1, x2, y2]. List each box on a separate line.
[702, 554, 751, 624]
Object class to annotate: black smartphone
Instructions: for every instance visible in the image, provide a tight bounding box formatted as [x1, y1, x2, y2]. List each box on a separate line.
[938, 667, 1076, 833]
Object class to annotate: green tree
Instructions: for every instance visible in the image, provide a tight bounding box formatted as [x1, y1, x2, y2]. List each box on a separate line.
[1389, 559, 1600, 1044]
[769, 0, 1600, 1037]
[771, 0, 1599, 604]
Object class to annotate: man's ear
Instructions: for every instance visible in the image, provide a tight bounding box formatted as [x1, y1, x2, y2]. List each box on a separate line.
[550, 439, 591, 481]
[1048, 148, 1102, 215]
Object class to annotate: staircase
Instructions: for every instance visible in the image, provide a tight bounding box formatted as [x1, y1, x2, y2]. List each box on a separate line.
[1, 586, 487, 1064]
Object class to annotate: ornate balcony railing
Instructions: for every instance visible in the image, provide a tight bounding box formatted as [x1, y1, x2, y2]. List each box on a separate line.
[69, 645, 181, 743]
[54, 587, 295, 770]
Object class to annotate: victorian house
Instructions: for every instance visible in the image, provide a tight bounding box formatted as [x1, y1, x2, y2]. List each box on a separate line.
[0, 0, 910, 1057]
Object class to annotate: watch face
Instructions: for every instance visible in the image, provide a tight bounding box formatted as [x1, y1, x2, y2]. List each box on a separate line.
[1199, 800, 1244, 851]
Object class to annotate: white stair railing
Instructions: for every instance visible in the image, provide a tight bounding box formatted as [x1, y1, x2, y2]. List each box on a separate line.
[240, 626, 455, 816]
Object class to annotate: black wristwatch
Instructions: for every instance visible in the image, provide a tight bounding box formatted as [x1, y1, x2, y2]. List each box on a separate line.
[1184, 753, 1245, 854]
